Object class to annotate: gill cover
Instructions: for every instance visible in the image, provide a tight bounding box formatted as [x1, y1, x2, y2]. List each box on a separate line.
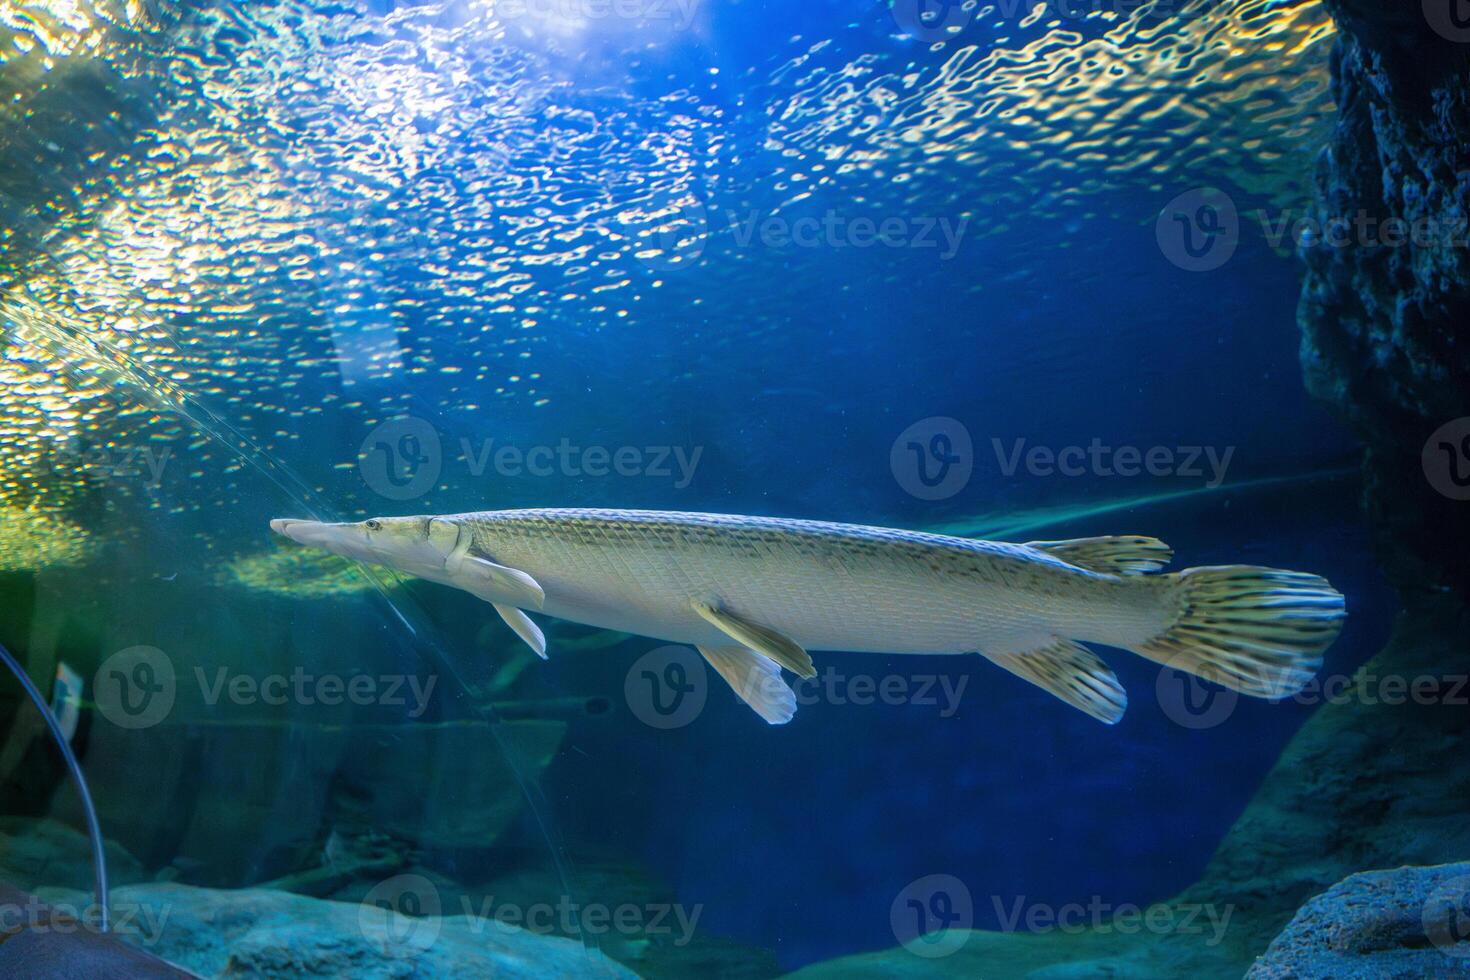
[430, 519, 546, 609]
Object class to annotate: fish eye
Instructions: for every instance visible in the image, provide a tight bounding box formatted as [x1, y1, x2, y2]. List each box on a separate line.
[365, 519, 383, 531]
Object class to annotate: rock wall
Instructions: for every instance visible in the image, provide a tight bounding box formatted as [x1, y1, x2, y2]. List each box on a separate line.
[1298, 1, 1470, 597]
[1247, 862, 1470, 977]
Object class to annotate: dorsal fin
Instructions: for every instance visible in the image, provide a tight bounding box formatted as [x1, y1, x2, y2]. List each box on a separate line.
[1024, 536, 1172, 575]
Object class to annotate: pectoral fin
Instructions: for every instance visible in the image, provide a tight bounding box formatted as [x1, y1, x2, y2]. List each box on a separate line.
[698, 645, 797, 725]
[494, 604, 547, 660]
[690, 601, 815, 678]
[982, 638, 1127, 724]
[454, 557, 545, 610]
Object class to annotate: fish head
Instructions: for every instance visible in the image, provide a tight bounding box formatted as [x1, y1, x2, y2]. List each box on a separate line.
[270, 515, 463, 580]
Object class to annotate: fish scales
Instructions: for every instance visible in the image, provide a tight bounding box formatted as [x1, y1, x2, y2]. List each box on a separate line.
[456, 509, 1166, 656]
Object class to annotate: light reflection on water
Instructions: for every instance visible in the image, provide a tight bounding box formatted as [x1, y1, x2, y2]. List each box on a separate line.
[0, 0, 1331, 543]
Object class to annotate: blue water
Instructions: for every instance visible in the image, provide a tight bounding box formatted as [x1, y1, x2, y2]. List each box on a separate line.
[523, 200, 1397, 966]
[0, 0, 1392, 974]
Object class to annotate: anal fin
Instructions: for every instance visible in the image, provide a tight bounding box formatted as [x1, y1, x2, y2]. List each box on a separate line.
[493, 604, 547, 660]
[1025, 536, 1173, 576]
[698, 646, 797, 725]
[690, 601, 815, 678]
[982, 638, 1127, 724]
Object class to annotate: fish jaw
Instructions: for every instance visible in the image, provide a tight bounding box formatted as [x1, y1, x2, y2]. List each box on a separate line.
[270, 518, 375, 559]
[270, 516, 453, 582]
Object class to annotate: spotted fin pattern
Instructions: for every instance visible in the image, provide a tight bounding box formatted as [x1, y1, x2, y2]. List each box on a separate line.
[983, 638, 1128, 725]
[1025, 536, 1173, 575]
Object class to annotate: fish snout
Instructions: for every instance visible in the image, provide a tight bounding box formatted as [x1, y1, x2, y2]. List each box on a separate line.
[270, 518, 334, 548]
[271, 517, 314, 540]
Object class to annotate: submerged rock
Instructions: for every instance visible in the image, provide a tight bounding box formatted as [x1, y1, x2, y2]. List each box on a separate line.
[1298, 0, 1470, 598]
[786, 929, 1243, 980]
[1247, 862, 1470, 978]
[0, 816, 145, 893]
[109, 882, 637, 979]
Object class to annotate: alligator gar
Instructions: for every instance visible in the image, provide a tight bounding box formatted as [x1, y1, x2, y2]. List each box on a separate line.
[269, 509, 1346, 725]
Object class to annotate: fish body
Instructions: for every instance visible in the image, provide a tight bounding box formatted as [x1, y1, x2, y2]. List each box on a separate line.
[453, 509, 1164, 657]
[270, 509, 1346, 725]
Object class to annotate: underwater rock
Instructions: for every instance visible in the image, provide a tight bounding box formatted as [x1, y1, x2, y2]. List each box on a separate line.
[102, 882, 637, 979]
[0, 816, 145, 893]
[332, 719, 568, 851]
[785, 925, 1244, 980]
[462, 856, 780, 980]
[1246, 862, 1470, 977]
[1298, 0, 1470, 597]
[40, 576, 570, 878]
[0, 882, 196, 979]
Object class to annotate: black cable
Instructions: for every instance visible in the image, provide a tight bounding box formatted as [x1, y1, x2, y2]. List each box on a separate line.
[0, 643, 109, 932]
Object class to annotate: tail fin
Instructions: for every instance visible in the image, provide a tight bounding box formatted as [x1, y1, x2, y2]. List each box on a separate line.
[1131, 566, 1345, 697]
